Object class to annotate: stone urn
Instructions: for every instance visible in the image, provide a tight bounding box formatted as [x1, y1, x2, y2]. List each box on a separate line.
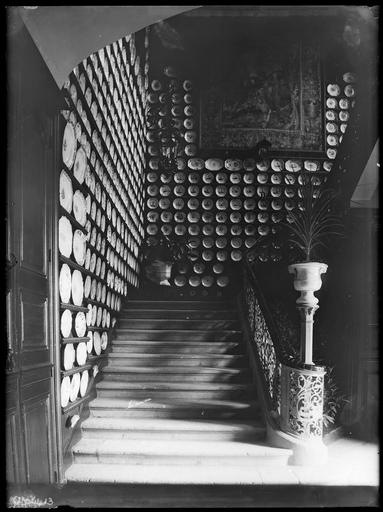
[288, 262, 328, 307]
[288, 262, 328, 366]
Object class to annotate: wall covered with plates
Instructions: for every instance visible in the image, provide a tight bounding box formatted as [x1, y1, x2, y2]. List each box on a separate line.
[57, 29, 148, 434]
[143, 20, 358, 292]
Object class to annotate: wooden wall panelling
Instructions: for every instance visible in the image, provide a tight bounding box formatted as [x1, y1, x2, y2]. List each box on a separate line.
[6, 20, 63, 485]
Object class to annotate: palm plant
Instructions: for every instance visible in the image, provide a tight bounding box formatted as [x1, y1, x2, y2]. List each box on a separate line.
[285, 175, 344, 262]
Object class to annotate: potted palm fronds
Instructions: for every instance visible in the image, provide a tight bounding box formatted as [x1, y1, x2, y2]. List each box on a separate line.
[285, 175, 344, 307]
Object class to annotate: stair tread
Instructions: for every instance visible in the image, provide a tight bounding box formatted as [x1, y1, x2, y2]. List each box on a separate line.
[65, 463, 292, 484]
[73, 438, 289, 457]
[97, 381, 254, 390]
[103, 365, 248, 373]
[90, 397, 258, 409]
[112, 340, 241, 346]
[108, 353, 245, 358]
[81, 417, 264, 432]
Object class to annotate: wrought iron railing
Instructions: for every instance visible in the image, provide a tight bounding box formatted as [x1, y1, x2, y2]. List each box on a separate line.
[241, 261, 326, 443]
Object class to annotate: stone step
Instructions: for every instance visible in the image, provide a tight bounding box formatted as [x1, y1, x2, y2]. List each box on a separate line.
[107, 353, 247, 368]
[120, 309, 238, 320]
[89, 397, 260, 419]
[72, 438, 290, 466]
[117, 319, 240, 330]
[96, 382, 256, 401]
[65, 462, 299, 485]
[123, 300, 235, 311]
[111, 340, 242, 355]
[80, 417, 266, 442]
[114, 329, 241, 342]
[102, 366, 252, 383]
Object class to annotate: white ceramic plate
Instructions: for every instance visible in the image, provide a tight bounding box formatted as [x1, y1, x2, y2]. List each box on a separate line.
[80, 370, 89, 397]
[73, 147, 87, 184]
[75, 311, 87, 337]
[327, 84, 341, 96]
[205, 158, 224, 171]
[285, 160, 302, 172]
[73, 190, 87, 227]
[93, 331, 101, 355]
[59, 264, 72, 304]
[60, 309, 72, 338]
[71, 269, 84, 306]
[62, 122, 77, 169]
[73, 229, 86, 266]
[202, 275, 214, 287]
[76, 341, 87, 366]
[69, 373, 81, 402]
[188, 158, 204, 171]
[59, 170, 73, 213]
[101, 332, 108, 350]
[63, 343, 76, 371]
[58, 216, 73, 258]
[60, 376, 71, 408]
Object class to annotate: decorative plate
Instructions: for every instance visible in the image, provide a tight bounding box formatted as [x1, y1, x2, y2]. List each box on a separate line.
[159, 198, 170, 210]
[59, 170, 73, 213]
[76, 341, 87, 366]
[58, 216, 73, 258]
[326, 148, 337, 159]
[63, 343, 76, 371]
[174, 185, 185, 197]
[189, 225, 200, 236]
[228, 185, 240, 197]
[185, 131, 197, 144]
[327, 134, 338, 147]
[174, 211, 186, 223]
[270, 186, 282, 198]
[59, 264, 72, 304]
[175, 225, 186, 236]
[161, 225, 172, 236]
[61, 376, 71, 408]
[62, 122, 77, 170]
[304, 160, 320, 171]
[73, 230, 86, 266]
[188, 198, 199, 210]
[340, 123, 348, 134]
[225, 159, 242, 171]
[325, 110, 337, 121]
[257, 173, 268, 184]
[188, 185, 199, 197]
[71, 270, 84, 307]
[185, 144, 197, 157]
[73, 190, 87, 227]
[205, 158, 224, 171]
[326, 98, 338, 109]
[327, 84, 341, 96]
[202, 173, 214, 184]
[216, 172, 227, 184]
[231, 250, 242, 262]
[217, 275, 229, 287]
[202, 275, 214, 287]
[202, 185, 213, 197]
[339, 98, 350, 110]
[202, 250, 214, 262]
[202, 211, 214, 223]
[188, 158, 204, 171]
[339, 111, 350, 122]
[271, 174, 282, 185]
[69, 373, 80, 402]
[202, 224, 214, 236]
[285, 160, 302, 172]
[84, 275, 91, 299]
[188, 173, 200, 184]
[344, 85, 355, 97]
[243, 173, 255, 184]
[244, 212, 256, 223]
[174, 171, 186, 183]
[184, 118, 194, 130]
[80, 370, 89, 397]
[93, 332, 101, 355]
[215, 185, 227, 197]
[243, 158, 256, 171]
[244, 199, 256, 210]
[101, 332, 108, 350]
[229, 173, 241, 184]
[230, 212, 242, 223]
[271, 159, 284, 172]
[173, 198, 184, 210]
[184, 105, 195, 117]
[230, 225, 242, 236]
[73, 147, 87, 185]
[60, 309, 72, 338]
[256, 160, 270, 172]
[216, 251, 228, 262]
[326, 122, 338, 134]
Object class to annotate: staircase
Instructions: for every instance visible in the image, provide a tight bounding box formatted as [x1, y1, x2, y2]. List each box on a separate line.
[65, 297, 291, 484]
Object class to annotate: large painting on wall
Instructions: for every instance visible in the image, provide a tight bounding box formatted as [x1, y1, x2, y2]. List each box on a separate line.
[199, 41, 323, 152]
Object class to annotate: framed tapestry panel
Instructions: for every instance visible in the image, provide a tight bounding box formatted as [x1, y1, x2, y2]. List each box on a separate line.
[199, 40, 324, 153]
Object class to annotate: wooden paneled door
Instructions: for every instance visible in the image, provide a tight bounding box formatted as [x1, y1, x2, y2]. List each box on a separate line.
[6, 15, 64, 484]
